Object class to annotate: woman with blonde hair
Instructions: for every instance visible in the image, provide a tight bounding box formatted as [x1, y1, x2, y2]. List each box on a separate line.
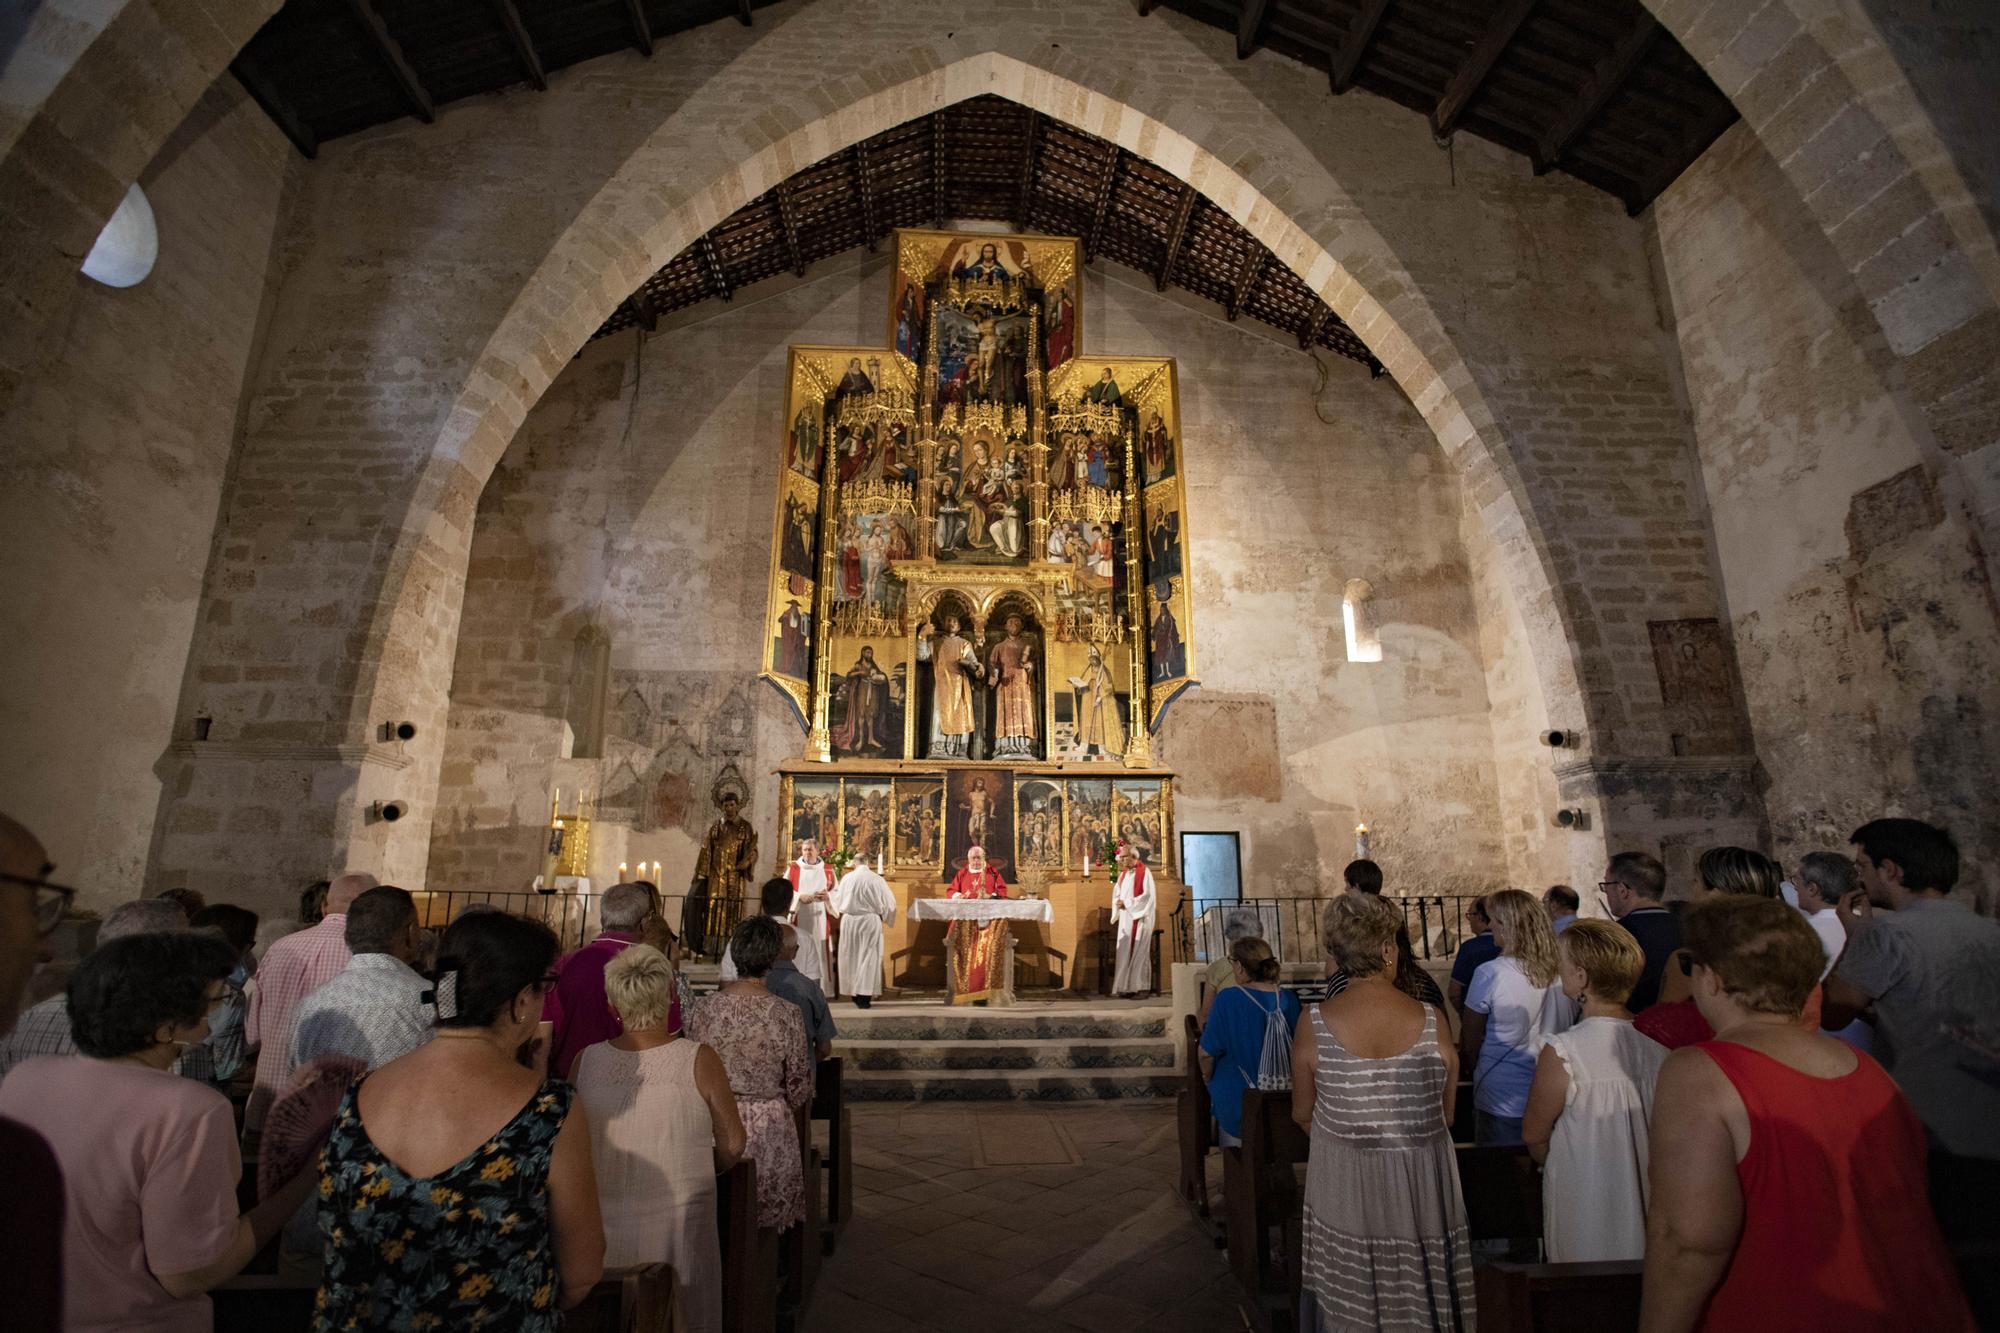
[1460, 888, 1577, 1145]
[1294, 893, 1473, 1330]
[1521, 920, 1667, 1261]
[1638, 845, 1787, 1050]
[573, 944, 745, 1333]
[1198, 936, 1301, 1145]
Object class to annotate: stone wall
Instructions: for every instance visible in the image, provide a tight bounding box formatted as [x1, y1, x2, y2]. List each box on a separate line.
[0, 84, 290, 907]
[430, 251, 1517, 902]
[1653, 120, 2000, 903]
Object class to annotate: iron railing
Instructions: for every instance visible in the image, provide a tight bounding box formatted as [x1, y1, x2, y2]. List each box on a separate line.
[413, 889, 745, 957]
[1173, 893, 1489, 966]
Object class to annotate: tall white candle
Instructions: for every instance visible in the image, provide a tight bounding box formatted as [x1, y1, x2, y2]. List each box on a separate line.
[1355, 824, 1371, 859]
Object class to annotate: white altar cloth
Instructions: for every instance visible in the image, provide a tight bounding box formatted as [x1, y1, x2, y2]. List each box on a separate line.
[909, 897, 1055, 924]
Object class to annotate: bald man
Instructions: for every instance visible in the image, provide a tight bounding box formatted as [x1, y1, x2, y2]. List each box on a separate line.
[0, 813, 68, 1329]
[244, 870, 376, 1135]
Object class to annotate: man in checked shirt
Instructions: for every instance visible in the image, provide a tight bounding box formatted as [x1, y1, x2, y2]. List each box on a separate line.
[242, 870, 375, 1141]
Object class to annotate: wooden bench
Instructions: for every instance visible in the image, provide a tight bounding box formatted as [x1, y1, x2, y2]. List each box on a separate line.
[1222, 1088, 1311, 1332]
[718, 1157, 778, 1333]
[1474, 1259, 1644, 1331]
[810, 1055, 852, 1250]
[217, 1265, 684, 1333]
[1455, 1143, 1543, 1248]
[1176, 1013, 1214, 1222]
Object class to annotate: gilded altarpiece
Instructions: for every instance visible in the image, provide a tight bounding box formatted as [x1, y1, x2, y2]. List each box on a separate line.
[761, 230, 1191, 992]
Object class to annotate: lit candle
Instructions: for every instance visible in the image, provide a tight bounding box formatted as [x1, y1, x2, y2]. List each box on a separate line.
[651, 860, 662, 879]
[1083, 851, 1091, 877]
[1355, 823, 1371, 859]
[876, 850, 884, 875]
[617, 861, 628, 878]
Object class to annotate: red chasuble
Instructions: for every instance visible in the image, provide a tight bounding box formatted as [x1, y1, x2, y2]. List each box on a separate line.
[948, 866, 1008, 899]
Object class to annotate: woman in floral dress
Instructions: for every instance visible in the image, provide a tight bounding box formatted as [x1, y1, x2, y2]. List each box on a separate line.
[687, 914, 814, 1230]
[313, 912, 605, 1331]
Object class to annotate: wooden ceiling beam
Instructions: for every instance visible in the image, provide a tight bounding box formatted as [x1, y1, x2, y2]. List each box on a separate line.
[1083, 142, 1120, 263]
[1432, 0, 1536, 138]
[697, 235, 733, 301]
[231, 55, 317, 158]
[490, 0, 546, 92]
[1298, 304, 1332, 350]
[623, 0, 654, 57]
[852, 142, 880, 252]
[1535, 12, 1657, 173]
[931, 113, 948, 226]
[1630, 94, 1738, 214]
[1227, 245, 1265, 321]
[1157, 183, 1197, 291]
[342, 0, 433, 124]
[736, 0, 753, 25]
[1015, 109, 1040, 230]
[621, 291, 658, 333]
[774, 180, 806, 277]
[1236, 0, 1271, 59]
[1329, 0, 1390, 93]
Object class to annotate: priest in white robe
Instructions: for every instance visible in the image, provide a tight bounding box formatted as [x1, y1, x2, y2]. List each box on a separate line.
[1109, 842, 1157, 996]
[830, 863, 897, 1007]
[788, 839, 837, 989]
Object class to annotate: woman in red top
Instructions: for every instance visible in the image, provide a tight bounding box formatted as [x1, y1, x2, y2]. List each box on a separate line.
[1640, 895, 1972, 1332]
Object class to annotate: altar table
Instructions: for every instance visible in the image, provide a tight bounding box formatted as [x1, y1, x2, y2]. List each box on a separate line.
[909, 898, 1056, 1005]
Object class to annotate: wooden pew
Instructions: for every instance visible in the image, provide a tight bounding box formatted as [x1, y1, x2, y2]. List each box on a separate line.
[214, 1274, 316, 1332]
[1176, 1013, 1214, 1221]
[777, 1101, 821, 1325]
[1454, 1143, 1543, 1248]
[810, 1055, 852, 1249]
[566, 1263, 680, 1332]
[1474, 1259, 1644, 1332]
[1222, 1088, 1311, 1332]
[718, 1157, 778, 1333]
[1449, 1082, 1475, 1144]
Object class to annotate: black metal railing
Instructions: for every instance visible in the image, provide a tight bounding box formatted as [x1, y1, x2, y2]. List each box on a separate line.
[1172, 893, 1489, 966]
[414, 889, 747, 958]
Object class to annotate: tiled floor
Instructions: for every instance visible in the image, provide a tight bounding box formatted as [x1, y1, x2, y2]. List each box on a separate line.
[809, 1102, 1249, 1333]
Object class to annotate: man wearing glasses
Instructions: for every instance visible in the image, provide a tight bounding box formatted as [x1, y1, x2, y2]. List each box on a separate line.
[0, 812, 73, 1332]
[1599, 850, 1678, 1013]
[0, 895, 189, 1078]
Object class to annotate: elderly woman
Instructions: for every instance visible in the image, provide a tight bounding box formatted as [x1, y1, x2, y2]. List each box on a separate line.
[313, 911, 606, 1330]
[1293, 894, 1473, 1331]
[1198, 909, 1263, 1024]
[1198, 937, 1301, 1145]
[0, 932, 316, 1331]
[1641, 895, 1972, 1331]
[686, 915, 813, 1231]
[575, 944, 744, 1333]
[1460, 887, 1576, 1145]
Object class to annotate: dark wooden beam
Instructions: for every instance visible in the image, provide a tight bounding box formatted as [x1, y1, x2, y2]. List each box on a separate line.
[1015, 110, 1040, 231]
[1431, 0, 1535, 138]
[623, 0, 653, 56]
[736, 0, 753, 25]
[1236, 0, 1270, 59]
[1083, 142, 1120, 263]
[621, 291, 658, 333]
[1226, 245, 1265, 321]
[489, 0, 546, 91]
[342, 0, 433, 124]
[697, 235, 733, 301]
[231, 56, 317, 158]
[1329, 0, 1389, 94]
[774, 180, 806, 277]
[1298, 304, 1332, 350]
[931, 113, 948, 226]
[1138, 0, 1163, 13]
[1629, 94, 1738, 215]
[852, 142, 880, 252]
[1157, 183, 1197, 291]
[1535, 13, 1656, 173]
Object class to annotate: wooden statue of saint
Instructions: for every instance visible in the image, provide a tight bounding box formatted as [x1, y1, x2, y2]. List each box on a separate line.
[919, 612, 981, 758]
[685, 791, 757, 958]
[987, 614, 1038, 759]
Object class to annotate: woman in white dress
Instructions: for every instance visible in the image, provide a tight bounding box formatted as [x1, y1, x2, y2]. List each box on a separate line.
[1520, 919, 1667, 1262]
[574, 945, 746, 1332]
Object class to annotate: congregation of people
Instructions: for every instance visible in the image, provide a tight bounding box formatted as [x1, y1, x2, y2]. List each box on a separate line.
[0, 810, 902, 1333]
[1194, 818, 1998, 1331]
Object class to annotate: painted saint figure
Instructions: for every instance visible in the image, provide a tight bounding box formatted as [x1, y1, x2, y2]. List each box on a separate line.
[987, 615, 1038, 759]
[1083, 367, 1123, 407]
[831, 647, 888, 755]
[952, 241, 1012, 286]
[918, 613, 981, 758]
[835, 356, 873, 399]
[1141, 412, 1173, 485]
[685, 791, 758, 958]
[1070, 645, 1126, 759]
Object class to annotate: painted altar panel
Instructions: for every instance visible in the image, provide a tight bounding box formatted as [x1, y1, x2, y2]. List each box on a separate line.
[788, 777, 841, 857]
[1066, 779, 1113, 866]
[1016, 778, 1065, 870]
[944, 768, 1014, 882]
[842, 778, 892, 862]
[1113, 778, 1169, 869]
[888, 229, 1083, 388]
[891, 777, 945, 872]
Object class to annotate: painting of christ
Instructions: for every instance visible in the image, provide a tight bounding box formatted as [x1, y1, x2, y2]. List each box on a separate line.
[943, 769, 1014, 883]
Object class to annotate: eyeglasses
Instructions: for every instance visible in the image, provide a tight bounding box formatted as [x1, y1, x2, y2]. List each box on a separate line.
[0, 871, 78, 937]
[1598, 880, 1623, 894]
[1678, 953, 1702, 978]
[205, 980, 244, 1011]
[532, 972, 562, 995]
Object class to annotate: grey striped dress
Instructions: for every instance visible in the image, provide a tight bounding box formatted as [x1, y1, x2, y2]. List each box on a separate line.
[1298, 1003, 1475, 1332]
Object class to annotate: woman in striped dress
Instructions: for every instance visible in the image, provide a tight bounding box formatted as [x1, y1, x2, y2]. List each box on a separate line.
[1292, 893, 1474, 1331]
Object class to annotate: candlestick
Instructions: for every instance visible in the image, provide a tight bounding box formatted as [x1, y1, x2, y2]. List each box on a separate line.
[1083, 852, 1091, 876]
[1355, 823, 1371, 859]
[876, 850, 884, 875]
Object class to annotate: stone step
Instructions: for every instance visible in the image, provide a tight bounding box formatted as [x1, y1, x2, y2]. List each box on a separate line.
[837, 1036, 1176, 1071]
[832, 1010, 1170, 1041]
[843, 1065, 1181, 1101]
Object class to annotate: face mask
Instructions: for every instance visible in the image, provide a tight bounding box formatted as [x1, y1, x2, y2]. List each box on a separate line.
[1779, 881, 1801, 909]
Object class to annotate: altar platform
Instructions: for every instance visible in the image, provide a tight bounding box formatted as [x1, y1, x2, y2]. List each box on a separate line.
[831, 995, 1177, 1102]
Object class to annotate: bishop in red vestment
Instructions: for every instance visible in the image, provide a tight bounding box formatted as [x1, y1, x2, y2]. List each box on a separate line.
[946, 846, 1010, 1003]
